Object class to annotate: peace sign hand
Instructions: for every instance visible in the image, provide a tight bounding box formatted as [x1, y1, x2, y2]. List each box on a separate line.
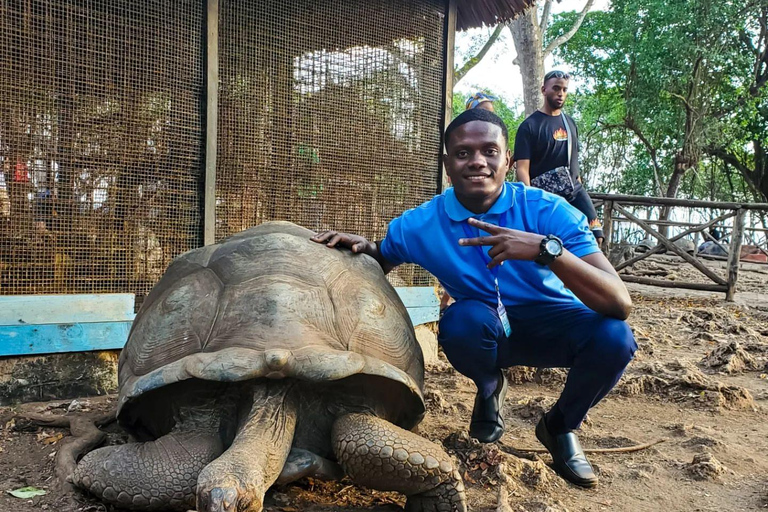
[458, 217, 545, 269]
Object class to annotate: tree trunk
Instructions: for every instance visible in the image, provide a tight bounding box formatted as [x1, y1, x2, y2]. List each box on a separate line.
[508, 9, 543, 116]
[657, 159, 687, 238]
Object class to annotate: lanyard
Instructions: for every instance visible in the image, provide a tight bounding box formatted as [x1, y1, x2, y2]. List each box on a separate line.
[461, 215, 512, 336]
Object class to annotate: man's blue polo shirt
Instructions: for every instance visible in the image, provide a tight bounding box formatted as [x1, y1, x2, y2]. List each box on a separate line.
[379, 182, 600, 307]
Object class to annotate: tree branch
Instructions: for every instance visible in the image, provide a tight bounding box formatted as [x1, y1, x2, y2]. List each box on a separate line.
[543, 0, 596, 58]
[705, 146, 755, 181]
[454, 24, 504, 86]
[619, 117, 666, 196]
[668, 91, 700, 116]
[539, 0, 553, 33]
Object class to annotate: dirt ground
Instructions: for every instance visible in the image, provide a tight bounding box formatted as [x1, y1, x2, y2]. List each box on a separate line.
[1, 256, 767, 512]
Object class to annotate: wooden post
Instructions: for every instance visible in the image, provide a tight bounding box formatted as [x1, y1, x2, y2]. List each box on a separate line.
[439, 0, 457, 193]
[602, 200, 613, 254]
[725, 208, 746, 301]
[203, 0, 219, 246]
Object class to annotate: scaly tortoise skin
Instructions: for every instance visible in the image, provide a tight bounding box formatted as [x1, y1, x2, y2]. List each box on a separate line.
[72, 221, 466, 512]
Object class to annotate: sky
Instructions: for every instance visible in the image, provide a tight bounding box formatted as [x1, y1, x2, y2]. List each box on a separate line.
[454, 0, 611, 110]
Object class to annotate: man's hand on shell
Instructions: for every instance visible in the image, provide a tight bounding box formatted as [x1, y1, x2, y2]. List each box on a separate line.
[311, 230, 373, 254]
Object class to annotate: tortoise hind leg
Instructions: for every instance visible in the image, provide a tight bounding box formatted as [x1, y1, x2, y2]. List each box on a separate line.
[332, 413, 466, 512]
[196, 381, 297, 512]
[72, 432, 224, 511]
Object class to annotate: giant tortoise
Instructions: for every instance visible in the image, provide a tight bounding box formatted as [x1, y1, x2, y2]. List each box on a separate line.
[72, 221, 466, 512]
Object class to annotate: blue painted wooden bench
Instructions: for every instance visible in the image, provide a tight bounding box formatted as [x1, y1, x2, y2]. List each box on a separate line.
[0, 288, 439, 357]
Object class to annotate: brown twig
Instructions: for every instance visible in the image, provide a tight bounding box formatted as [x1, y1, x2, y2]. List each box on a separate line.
[15, 410, 116, 491]
[500, 438, 666, 455]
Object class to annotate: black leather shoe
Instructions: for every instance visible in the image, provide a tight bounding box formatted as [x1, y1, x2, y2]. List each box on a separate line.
[469, 371, 508, 443]
[535, 416, 598, 488]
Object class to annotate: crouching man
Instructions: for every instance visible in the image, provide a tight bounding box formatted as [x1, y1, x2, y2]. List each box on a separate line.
[311, 108, 636, 488]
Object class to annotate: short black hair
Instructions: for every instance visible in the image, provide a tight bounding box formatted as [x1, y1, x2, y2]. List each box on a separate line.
[444, 108, 508, 149]
[543, 70, 570, 83]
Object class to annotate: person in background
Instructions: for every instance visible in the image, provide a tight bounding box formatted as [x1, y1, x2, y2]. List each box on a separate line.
[465, 92, 497, 113]
[514, 71, 604, 245]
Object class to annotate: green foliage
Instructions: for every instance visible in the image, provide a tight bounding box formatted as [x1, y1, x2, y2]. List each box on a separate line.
[552, 0, 767, 201]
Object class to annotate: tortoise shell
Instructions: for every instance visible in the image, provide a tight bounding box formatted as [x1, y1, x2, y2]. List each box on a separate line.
[117, 222, 425, 431]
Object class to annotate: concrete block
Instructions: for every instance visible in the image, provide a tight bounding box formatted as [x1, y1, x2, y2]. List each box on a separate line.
[415, 323, 439, 366]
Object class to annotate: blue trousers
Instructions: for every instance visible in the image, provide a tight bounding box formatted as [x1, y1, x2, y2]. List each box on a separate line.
[438, 299, 637, 431]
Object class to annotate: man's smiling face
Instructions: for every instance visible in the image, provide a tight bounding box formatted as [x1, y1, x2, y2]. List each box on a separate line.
[444, 120, 510, 207]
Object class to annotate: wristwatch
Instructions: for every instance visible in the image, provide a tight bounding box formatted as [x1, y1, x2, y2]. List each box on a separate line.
[535, 235, 564, 266]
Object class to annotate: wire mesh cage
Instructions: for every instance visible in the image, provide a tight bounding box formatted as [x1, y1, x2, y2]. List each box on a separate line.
[0, 0, 204, 302]
[0, 0, 445, 306]
[216, 0, 445, 286]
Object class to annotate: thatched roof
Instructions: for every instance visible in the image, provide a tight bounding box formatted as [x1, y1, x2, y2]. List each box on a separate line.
[455, 0, 535, 31]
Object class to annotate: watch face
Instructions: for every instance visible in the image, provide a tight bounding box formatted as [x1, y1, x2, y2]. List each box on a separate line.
[545, 239, 562, 255]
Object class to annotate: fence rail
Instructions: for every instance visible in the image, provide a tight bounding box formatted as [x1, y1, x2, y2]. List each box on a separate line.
[593, 193, 768, 300]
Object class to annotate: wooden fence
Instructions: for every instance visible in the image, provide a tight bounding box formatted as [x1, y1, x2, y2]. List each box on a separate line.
[592, 193, 768, 300]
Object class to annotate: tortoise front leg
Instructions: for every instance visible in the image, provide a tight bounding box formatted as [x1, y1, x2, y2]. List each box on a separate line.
[72, 431, 223, 511]
[196, 381, 297, 512]
[332, 413, 467, 512]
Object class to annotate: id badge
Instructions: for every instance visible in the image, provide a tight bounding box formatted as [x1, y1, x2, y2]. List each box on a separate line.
[495, 279, 512, 337]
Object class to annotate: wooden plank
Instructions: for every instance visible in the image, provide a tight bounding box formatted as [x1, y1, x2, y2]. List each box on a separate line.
[620, 275, 727, 292]
[615, 210, 735, 271]
[611, 216, 768, 235]
[602, 200, 613, 253]
[613, 203, 728, 285]
[203, 0, 219, 246]
[407, 307, 440, 327]
[590, 193, 768, 210]
[726, 208, 746, 301]
[0, 321, 132, 357]
[0, 294, 136, 326]
[395, 287, 440, 308]
[440, 0, 457, 193]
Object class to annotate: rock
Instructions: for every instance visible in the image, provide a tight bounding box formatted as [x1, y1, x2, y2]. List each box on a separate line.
[617, 374, 670, 396]
[424, 388, 450, 412]
[509, 396, 555, 423]
[506, 366, 537, 384]
[701, 341, 760, 374]
[617, 362, 756, 410]
[687, 452, 726, 480]
[505, 367, 566, 386]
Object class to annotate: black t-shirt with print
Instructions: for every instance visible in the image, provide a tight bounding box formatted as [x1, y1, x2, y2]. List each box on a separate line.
[514, 110, 579, 180]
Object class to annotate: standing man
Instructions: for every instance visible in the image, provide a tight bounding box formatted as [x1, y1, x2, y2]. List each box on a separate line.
[514, 70, 604, 244]
[311, 108, 635, 488]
